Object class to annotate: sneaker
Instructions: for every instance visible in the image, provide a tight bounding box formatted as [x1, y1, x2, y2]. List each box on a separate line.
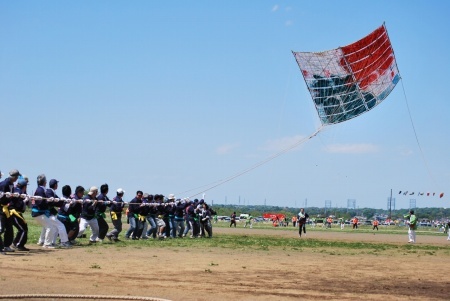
[36, 242, 44, 246]
[60, 242, 72, 248]
[17, 246, 30, 251]
[105, 235, 112, 242]
[3, 246, 15, 252]
[43, 244, 56, 249]
[89, 240, 97, 244]
[141, 236, 149, 240]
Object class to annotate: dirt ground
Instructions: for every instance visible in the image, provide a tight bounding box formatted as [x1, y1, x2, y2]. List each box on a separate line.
[1, 226, 449, 301]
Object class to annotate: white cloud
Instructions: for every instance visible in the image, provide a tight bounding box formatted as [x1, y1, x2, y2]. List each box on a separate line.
[398, 147, 413, 156]
[325, 143, 379, 154]
[259, 135, 307, 152]
[216, 143, 239, 155]
[271, 5, 279, 12]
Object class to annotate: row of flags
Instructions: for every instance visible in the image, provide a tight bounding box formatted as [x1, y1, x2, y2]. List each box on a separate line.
[399, 191, 444, 198]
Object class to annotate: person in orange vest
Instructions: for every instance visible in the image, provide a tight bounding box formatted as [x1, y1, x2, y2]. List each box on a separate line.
[372, 219, 379, 231]
[292, 216, 297, 227]
[326, 217, 332, 228]
[352, 217, 359, 230]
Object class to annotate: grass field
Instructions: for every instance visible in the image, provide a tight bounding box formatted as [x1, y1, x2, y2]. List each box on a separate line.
[1, 216, 449, 300]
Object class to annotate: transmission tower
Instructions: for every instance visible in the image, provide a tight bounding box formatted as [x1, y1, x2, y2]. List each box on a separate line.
[387, 197, 396, 211]
[347, 199, 356, 210]
[409, 199, 416, 210]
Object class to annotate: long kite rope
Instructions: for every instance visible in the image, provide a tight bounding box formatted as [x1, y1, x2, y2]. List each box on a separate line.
[0, 295, 171, 301]
[400, 79, 439, 189]
[178, 126, 324, 198]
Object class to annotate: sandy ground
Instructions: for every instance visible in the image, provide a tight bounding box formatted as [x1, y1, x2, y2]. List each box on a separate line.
[0, 226, 449, 301]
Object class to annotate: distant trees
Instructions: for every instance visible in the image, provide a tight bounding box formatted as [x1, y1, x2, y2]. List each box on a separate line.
[210, 204, 450, 221]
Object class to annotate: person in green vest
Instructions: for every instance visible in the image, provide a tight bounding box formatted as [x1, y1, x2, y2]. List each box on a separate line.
[244, 215, 253, 228]
[404, 209, 417, 243]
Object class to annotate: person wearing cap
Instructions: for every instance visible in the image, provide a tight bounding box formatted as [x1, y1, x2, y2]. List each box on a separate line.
[10, 179, 30, 251]
[173, 198, 187, 238]
[0, 169, 22, 253]
[154, 194, 167, 238]
[166, 194, 177, 238]
[46, 179, 71, 248]
[138, 193, 152, 239]
[96, 184, 111, 241]
[125, 191, 144, 240]
[404, 210, 418, 243]
[106, 188, 125, 241]
[32, 174, 57, 248]
[78, 187, 100, 243]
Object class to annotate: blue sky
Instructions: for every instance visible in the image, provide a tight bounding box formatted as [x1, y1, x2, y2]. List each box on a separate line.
[1, 1, 449, 209]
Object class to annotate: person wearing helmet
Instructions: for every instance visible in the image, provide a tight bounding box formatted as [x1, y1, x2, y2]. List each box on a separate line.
[106, 188, 125, 242]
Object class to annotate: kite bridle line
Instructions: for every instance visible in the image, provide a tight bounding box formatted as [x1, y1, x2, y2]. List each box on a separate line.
[400, 79, 439, 191]
[182, 126, 324, 199]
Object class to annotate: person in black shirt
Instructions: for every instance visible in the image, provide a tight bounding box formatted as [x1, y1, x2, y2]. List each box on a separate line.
[125, 191, 144, 240]
[78, 186, 100, 243]
[106, 188, 125, 241]
[96, 184, 111, 241]
[10, 178, 30, 251]
[230, 212, 237, 228]
[0, 169, 21, 253]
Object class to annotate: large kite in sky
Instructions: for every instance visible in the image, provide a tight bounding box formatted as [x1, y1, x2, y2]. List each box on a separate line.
[293, 24, 400, 125]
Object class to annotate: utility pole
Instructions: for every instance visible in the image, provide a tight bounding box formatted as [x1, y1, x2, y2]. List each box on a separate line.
[389, 189, 392, 220]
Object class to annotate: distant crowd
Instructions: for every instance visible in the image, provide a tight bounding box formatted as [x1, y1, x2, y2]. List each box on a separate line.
[0, 169, 216, 254]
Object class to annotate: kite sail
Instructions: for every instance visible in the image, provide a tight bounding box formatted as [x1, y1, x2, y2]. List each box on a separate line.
[293, 24, 400, 125]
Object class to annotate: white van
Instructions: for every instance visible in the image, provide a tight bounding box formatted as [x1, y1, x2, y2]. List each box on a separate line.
[239, 214, 250, 220]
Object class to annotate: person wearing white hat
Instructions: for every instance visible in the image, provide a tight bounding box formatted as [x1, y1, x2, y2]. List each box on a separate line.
[78, 186, 100, 243]
[106, 188, 126, 241]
